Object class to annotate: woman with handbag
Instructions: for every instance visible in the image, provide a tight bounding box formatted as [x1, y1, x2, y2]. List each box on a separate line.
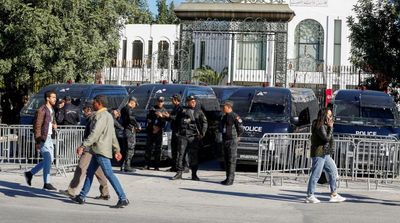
[305, 107, 346, 203]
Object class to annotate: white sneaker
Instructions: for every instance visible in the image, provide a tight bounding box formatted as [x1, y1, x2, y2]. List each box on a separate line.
[329, 194, 346, 203]
[305, 195, 321, 204]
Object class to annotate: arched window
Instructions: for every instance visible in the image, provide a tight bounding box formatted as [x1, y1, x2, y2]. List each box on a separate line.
[132, 40, 143, 68]
[158, 41, 169, 69]
[295, 19, 324, 71]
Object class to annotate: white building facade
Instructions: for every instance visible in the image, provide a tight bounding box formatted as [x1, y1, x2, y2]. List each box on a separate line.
[105, 0, 368, 89]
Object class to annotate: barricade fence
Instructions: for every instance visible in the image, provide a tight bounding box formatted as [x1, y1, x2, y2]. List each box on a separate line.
[0, 125, 85, 175]
[258, 133, 400, 189]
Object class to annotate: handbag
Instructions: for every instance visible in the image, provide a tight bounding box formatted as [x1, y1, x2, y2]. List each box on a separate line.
[317, 172, 328, 184]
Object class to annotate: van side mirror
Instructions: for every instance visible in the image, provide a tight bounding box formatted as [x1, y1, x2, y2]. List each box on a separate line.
[291, 116, 299, 125]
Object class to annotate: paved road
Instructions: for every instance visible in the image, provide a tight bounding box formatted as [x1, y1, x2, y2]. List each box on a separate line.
[0, 164, 400, 223]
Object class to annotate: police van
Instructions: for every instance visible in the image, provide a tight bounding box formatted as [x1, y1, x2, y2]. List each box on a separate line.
[20, 84, 128, 124]
[225, 87, 319, 164]
[211, 86, 242, 103]
[120, 83, 220, 161]
[331, 89, 400, 138]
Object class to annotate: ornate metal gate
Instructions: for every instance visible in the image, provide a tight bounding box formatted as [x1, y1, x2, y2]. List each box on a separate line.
[175, 1, 294, 86]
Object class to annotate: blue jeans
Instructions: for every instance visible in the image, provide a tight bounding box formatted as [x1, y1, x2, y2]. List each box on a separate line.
[307, 155, 338, 196]
[31, 136, 54, 184]
[79, 154, 127, 201]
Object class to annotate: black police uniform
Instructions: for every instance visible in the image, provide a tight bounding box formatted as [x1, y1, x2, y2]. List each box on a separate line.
[174, 102, 208, 180]
[120, 105, 140, 171]
[145, 104, 168, 169]
[56, 102, 80, 125]
[168, 102, 183, 171]
[220, 111, 244, 185]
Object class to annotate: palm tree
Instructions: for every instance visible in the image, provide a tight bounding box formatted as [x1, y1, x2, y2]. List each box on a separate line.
[193, 66, 228, 85]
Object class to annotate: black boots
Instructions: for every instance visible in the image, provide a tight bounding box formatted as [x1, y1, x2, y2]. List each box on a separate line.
[43, 183, 57, 190]
[172, 171, 182, 180]
[124, 155, 135, 172]
[221, 165, 235, 185]
[221, 179, 234, 185]
[113, 199, 130, 208]
[172, 168, 200, 181]
[71, 196, 85, 204]
[24, 171, 32, 186]
[191, 167, 200, 181]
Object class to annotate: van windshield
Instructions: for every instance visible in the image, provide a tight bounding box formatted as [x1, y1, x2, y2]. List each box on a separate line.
[245, 102, 288, 122]
[24, 96, 44, 113]
[335, 101, 397, 126]
[234, 101, 288, 122]
[22, 94, 83, 115]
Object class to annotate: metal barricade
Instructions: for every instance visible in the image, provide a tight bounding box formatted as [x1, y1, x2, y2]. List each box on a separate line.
[258, 133, 312, 186]
[258, 132, 400, 189]
[54, 127, 85, 175]
[0, 125, 37, 167]
[0, 125, 85, 175]
[332, 138, 356, 188]
[355, 139, 400, 189]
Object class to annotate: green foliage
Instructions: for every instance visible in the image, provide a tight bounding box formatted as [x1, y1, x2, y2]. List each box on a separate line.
[155, 0, 179, 24]
[167, 2, 180, 24]
[0, 0, 141, 123]
[127, 0, 153, 24]
[347, 0, 400, 85]
[193, 66, 228, 85]
[156, 0, 169, 24]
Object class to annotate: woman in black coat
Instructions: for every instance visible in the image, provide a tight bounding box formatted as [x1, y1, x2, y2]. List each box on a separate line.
[305, 107, 346, 204]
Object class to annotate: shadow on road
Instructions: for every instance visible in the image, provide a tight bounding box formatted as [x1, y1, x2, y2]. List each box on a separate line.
[0, 180, 65, 200]
[180, 188, 304, 203]
[0, 179, 121, 208]
[282, 189, 400, 205]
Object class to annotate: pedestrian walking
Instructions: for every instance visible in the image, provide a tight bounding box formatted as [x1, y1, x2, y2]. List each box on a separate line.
[305, 107, 346, 203]
[120, 96, 141, 172]
[24, 90, 58, 190]
[172, 95, 207, 181]
[219, 100, 244, 185]
[59, 103, 110, 200]
[71, 95, 129, 208]
[144, 96, 168, 171]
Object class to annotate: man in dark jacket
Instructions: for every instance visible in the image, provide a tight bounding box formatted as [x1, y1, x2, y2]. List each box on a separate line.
[56, 96, 80, 125]
[166, 94, 183, 172]
[120, 96, 141, 172]
[172, 95, 207, 181]
[112, 109, 125, 170]
[144, 96, 168, 170]
[219, 100, 244, 185]
[24, 90, 58, 190]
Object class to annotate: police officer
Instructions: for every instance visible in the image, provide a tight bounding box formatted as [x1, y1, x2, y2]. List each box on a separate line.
[56, 96, 80, 125]
[120, 96, 141, 172]
[144, 96, 168, 170]
[219, 100, 244, 185]
[172, 95, 207, 181]
[166, 94, 183, 172]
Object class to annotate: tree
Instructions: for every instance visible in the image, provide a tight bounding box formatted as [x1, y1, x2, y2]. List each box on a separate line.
[193, 66, 228, 85]
[167, 2, 180, 24]
[128, 0, 153, 24]
[156, 0, 169, 24]
[0, 0, 138, 123]
[347, 0, 400, 90]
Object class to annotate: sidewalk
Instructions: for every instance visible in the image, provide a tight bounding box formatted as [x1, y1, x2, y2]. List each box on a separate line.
[0, 167, 400, 223]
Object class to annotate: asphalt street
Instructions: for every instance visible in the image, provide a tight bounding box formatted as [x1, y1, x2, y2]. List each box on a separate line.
[0, 162, 400, 223]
